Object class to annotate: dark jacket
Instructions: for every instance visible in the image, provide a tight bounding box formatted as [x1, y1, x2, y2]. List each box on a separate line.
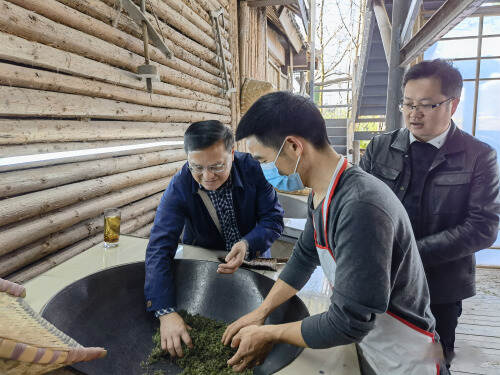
[360, 122, 500, 303]
[144, 151, 284, 311]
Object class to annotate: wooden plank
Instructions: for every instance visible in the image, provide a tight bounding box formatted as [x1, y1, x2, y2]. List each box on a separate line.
[459, 315, 500, 326]
[0, 175, 177, 257]
[0, 149, 186, 198]
[267, 26, 286, 66]
[456, 323, 500, 337]
[452, 350, 500, 375]
[0, 33, 229, 107]
[0, 119, 188, 145]
[456, 334, 500, 350]
[0, 1, 224, 97]
[0, 63, 230, 116]
[0, 86, 232, 123]
[400, 0, 488, 66]
[0, 138, 183, 159]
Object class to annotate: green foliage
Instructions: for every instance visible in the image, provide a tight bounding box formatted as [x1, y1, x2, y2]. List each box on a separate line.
[142, 311, 253, 375]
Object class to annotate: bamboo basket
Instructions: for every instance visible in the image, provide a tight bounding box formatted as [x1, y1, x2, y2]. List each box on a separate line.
[0, 279, 106, 375]
[240, 78, 274, 114]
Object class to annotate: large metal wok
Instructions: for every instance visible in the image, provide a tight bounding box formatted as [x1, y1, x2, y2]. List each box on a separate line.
[41, 260, 309, 375]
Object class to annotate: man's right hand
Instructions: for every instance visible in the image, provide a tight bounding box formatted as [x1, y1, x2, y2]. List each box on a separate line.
[221, 308, 267, 346]
[159, 312, 193, 358]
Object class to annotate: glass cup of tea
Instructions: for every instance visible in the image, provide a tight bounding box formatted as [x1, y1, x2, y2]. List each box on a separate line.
[104, 208, 121, 248]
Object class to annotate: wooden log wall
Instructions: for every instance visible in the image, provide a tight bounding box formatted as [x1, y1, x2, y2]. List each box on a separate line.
[0, 0, 239, 283]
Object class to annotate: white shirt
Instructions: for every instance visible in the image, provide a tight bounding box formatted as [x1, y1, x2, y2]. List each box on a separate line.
[409, 124, 451, 149]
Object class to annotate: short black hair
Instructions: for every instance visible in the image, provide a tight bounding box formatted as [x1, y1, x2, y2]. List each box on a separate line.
[235, 91, 330, 150]
[184, 120, 234, 153]
[403, 59, 463, 98]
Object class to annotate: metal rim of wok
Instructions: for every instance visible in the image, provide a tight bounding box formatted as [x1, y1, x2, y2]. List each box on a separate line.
[41, 260, 310, 375]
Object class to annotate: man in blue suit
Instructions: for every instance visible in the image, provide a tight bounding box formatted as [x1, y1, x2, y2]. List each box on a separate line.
[144, 120, 284, 359]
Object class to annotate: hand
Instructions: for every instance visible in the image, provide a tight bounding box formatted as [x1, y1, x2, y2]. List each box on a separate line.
[159, 312, 193, 358]
[222, 309, 267, 346]
[227, 325, 274, 372]
[217, 240, 247, 274]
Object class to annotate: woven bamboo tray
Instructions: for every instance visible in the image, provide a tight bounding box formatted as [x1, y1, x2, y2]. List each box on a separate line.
[0, 278, 106, 375]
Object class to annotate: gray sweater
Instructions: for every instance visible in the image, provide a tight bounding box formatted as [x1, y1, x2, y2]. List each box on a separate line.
[279, 166, 436, 349]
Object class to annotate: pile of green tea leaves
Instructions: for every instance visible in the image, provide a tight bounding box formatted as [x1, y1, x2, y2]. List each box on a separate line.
[141, 310, 253, 375]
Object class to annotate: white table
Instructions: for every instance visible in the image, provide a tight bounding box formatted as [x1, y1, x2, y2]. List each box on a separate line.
[23, 235, 360, 375]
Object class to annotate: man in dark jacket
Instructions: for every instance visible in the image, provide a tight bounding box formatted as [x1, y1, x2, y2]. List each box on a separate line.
[360, 59, 500, 368]
[144, 120, 284, 359]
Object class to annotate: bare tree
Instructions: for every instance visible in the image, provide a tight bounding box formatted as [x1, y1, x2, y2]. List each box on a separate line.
[315, 0, 365, 111]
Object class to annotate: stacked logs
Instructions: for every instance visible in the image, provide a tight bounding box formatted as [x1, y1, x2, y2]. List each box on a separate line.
[0, 0, 237, 282]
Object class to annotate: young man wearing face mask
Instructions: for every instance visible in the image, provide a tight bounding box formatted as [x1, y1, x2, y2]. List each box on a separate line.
[222, 91, 445, 374]
[360, 59, 500, 369]
[144, 120, 284, 360]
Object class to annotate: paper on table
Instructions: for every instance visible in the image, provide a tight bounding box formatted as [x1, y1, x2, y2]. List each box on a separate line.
[284, 218, 307, 231]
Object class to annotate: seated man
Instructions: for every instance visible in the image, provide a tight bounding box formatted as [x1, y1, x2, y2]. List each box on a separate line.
[144, 120, 284, 359]
[223, 92, 444, 374]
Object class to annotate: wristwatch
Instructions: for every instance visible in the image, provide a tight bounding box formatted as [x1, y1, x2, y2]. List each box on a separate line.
[155, 307, 176, 318]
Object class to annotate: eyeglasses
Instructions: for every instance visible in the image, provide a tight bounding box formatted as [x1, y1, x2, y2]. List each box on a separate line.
[399, 97, 455, 113]
[187, 161, 227, 174]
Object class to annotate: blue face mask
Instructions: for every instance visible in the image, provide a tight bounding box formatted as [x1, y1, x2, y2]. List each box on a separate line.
[261, 140, 305, 192]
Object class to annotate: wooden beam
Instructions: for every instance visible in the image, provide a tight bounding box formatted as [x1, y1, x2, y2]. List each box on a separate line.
[400, 0, 488, 67]
[0, 63, 230, 115]
[279, 7, 303, 54]
[7, 233, 104, 283]
[0, 33, 229, 107]
[297, 0, 309, 33]
[55, 0, 228, 76]
[0, 176, 176, 257]
[0, 138, 182, 158]
[0, 141, 183, 171]
[0, 161, 184, 226]
[0, 150, 185, 198]
[0, 194, 162, 276]
[247, 0, 296, 7]
[401, 0, 423, 45]
[0, 119, 187, 145]
[0, 86, 231, 123]
[0, 1, 224, 97]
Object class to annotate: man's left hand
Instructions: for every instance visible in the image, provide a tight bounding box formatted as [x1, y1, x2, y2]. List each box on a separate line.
[217, 240, 248, 274]
[227, 325, 274, 372]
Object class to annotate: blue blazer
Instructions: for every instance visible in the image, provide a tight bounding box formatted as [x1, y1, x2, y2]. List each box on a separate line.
[144, 151, 284, 311]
